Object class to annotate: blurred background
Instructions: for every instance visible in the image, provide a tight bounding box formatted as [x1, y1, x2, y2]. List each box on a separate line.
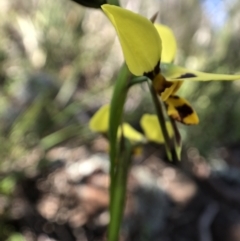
[1, 0, 240, 240]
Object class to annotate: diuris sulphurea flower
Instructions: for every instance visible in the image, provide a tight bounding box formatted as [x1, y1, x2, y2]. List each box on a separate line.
[89, 104, 173, 144]
[102, 4, 240, 125]
[89, 105, 145, 143]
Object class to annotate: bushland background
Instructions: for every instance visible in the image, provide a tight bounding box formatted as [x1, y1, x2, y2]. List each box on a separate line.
[1, 0, 240, 240]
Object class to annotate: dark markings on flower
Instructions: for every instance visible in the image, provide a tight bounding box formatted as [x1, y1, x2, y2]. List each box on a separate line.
[176, 104, 194, 119]
[144, 60, 160, 80]
[170, 95, 180, 99]
[176, 73, 197, 79]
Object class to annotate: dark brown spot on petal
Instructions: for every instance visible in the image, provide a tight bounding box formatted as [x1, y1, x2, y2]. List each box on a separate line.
[153, 75, 172, 95]
[144, 60, 160, 80]
[176, 73, 197, 79]
[176, 104, 193, 119]
[144, 71, 154, 80]
[170, 95, 180, 99]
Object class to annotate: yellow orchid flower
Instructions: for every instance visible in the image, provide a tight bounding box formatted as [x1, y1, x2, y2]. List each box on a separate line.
[153, 25, 240, 124]
[102, 4, 240, 125]
[154, 24, 177, 63]
[89, 104, 110, 133]
[89, 104, 145, 143]
[140, 114, 174, 144]
[101, 4, 191, 124]
[117, 123, 145, 143]
[89, 105, 172, 144]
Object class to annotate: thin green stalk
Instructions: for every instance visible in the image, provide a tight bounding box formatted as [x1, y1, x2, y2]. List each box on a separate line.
[170, 117, 182, 161]
[128, 76, 148, 87]
[148, 81, 179, 163]
[170, 118, 181, 146]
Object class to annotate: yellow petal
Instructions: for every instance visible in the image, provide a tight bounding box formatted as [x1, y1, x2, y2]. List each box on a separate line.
[102, 4, 161, 76]
[162, 63, 240, 82]
[165, 96, 199, 125]
[89, 105, 145, 143]
[140, 114, 173, 143]
[154, 24, 177, 63]
[118, 123, 145, 143]
[89, 104, 109, 132]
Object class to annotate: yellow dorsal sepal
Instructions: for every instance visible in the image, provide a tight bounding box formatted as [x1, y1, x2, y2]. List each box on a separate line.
[102, 4, 162, 76]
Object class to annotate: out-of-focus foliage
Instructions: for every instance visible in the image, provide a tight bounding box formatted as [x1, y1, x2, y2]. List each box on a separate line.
[0, 0, 121, 166]
[0, 1, 121, 238]
[1, 0, 240, 240]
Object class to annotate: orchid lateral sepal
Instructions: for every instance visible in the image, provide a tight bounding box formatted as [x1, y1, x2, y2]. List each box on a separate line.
[161, 63, 240, 82]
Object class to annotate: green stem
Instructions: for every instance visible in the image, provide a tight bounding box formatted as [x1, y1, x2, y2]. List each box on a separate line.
[109, 63, 131, 196]
[148, 81, 179, 162]
[108, 138, 132, 241]
[170, 117, 182, 161]
[170, 117, 181, 146]
[108, 63, 132, 239]
[128, 76, 148, 88]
